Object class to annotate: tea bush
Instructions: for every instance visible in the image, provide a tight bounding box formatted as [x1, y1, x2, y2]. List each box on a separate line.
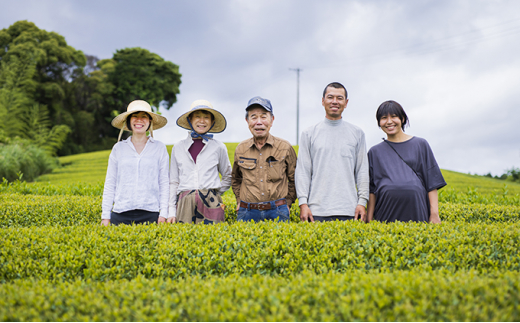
[0, 270, 518, 321]
[1, 221, 519, 282]
[3, 144, 520, 321]
[2, 192, 519, 228]
[0, 180, 104, 196]
[0, 193, 101, 228]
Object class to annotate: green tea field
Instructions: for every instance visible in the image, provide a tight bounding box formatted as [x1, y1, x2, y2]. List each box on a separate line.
[1, 144, 519, 321]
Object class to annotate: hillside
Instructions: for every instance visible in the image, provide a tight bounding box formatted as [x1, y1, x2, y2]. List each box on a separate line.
[37, 144, 520, 197]
[2, 144, 520, 321]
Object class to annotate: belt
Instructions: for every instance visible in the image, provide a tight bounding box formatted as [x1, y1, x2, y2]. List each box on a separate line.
[239, 199, 286, 210]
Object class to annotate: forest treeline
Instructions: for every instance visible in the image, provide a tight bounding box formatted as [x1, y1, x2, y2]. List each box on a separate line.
[0, 20, 182, 155]
[0, 20, 181, 181]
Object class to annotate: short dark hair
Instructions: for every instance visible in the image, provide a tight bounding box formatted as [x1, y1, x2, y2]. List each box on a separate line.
[322, 82, 348, 99]
[376, 100, 409, 131]
[189, 110, 215, 122]
[126, 112, 152, 131]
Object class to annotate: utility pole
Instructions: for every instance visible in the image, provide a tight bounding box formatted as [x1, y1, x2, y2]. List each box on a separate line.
[289, 68, 301, 145]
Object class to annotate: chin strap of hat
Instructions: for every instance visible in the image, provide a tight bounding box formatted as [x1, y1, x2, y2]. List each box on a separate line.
[149, 122, 154, 138]
[187, 118, 214, 141]
[117, 128, 124, 142]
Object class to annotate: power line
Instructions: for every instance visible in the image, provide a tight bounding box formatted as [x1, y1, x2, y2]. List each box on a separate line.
[305, 18, 520, 71]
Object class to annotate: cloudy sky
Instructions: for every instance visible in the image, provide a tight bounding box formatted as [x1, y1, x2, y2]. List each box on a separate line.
[2, 0, 520, 176]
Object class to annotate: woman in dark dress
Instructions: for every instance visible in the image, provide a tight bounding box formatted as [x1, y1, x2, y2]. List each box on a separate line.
[367, 101, 446, 223]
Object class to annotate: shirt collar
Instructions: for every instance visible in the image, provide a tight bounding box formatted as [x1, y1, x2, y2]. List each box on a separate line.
[246, 133, 274, 148]
[324, 118, 343, 126]
[124, 135, 154, 143]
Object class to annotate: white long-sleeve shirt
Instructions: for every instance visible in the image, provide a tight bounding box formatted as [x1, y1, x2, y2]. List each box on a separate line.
[295, 118, 369, 216]
[102, 136, 170, 219]
[168, 134, 232, 218]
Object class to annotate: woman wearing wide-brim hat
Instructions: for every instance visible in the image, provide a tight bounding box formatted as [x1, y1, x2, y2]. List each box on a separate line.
[101, 100, 170, 226]
[168, 99, 232, 224]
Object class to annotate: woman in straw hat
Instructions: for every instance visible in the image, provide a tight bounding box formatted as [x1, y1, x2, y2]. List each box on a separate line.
[168, 99, 232, 224]
[101, 100, 170, 226]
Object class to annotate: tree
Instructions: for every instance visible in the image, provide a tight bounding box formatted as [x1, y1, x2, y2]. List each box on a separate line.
[1, 21, 182, 156]
[506, 167, 520, 182]
[98, 47, 182, 111]
[0, 20, 86, 124]
[0, 55, 37, 138]
[22, 103, 71, 155]
[59, 54, 115, 155]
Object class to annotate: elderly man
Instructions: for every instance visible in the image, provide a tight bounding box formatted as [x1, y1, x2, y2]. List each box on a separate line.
[231, 96, 297, 222]
[295, 82, 369, 222]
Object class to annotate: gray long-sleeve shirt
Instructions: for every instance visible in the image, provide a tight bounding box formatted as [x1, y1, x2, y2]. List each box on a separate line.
[295, 118, 369, 216]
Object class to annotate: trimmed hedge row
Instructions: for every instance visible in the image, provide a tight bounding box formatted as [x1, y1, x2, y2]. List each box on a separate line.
[440, 202, 520, 223]
[1, 193, 519, 228]
[0, 193, 101, 228]
[0, 270, 518, 321]
[0, 180, 104, 196]
[0, 193, 290, 227]
[1, 221, 519, 281]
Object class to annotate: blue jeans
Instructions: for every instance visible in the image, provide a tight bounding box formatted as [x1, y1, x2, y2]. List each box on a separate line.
[237, 201, 290, 223]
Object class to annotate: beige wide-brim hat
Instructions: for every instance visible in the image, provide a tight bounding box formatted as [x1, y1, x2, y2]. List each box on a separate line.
[176, 99, 227, 133]
[111, 100, 168, 141]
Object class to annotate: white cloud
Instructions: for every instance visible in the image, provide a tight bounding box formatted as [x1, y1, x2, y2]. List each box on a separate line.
[2, 0, 520, 175]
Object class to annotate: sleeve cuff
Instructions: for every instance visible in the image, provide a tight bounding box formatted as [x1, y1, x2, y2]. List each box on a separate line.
[358, 197, 368, 207]
[159, 210, 168, 219]
[168, 206, 176, 219]
[298, 197, 308, 206]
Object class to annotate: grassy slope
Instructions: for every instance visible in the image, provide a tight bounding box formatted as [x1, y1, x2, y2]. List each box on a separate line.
[37, 143, 520, 195]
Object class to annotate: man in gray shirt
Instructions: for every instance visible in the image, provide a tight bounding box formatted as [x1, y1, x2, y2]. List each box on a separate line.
[295, 82, 369, 222]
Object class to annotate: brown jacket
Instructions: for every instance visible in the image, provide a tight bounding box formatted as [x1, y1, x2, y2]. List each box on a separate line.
[232, 134, 297, 206]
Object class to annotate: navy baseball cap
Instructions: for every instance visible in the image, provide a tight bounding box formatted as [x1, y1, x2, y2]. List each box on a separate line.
[246, 96, 273, 114]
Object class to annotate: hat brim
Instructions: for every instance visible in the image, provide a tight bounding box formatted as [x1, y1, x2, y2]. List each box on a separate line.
[111, 110, 168, 131]
[176, 108, 227, 133]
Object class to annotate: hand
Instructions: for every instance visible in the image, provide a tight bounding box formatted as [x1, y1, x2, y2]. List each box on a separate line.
[299, 204, 314, 222]
[236, 204, 240, 212]
[101, 219, 110, 226]
[158, 216, 167, 224]
[355, 205, 366, 222]
[167, 217, 176, 223]
[429, 213, 442, 224]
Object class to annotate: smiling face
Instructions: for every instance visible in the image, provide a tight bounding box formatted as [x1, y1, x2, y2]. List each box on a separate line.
[129, 112, 151, 134]
[322, 86, 348, 120]
[189, 110, 214, 134]
[246, 106, 274, 140]
[379, 113, 404, 136]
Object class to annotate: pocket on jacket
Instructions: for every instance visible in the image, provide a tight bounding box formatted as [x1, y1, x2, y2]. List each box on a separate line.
[267, 160, 284, 182]
[237, 157, 257, 185]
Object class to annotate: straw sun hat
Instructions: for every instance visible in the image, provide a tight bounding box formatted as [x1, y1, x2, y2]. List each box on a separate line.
[111, 100, 168, 141]
[176, 100, 227, 133]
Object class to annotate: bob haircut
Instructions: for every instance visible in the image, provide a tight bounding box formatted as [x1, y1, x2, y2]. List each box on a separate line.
[126, 112, 152, 131]
[376, 100, 409, 131]
[322, 82, 348, 99]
